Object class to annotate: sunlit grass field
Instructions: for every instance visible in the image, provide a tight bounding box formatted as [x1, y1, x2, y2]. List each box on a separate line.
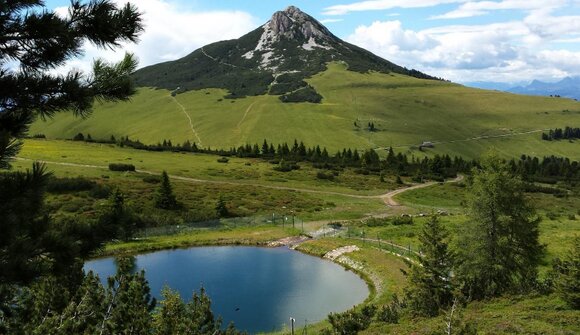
[31, 63, 580, 160]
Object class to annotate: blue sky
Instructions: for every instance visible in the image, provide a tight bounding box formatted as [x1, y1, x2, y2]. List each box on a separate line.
[45, 0, 580, 84]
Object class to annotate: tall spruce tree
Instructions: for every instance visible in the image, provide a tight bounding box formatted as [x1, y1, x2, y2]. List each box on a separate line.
[155, 170, 178, 210]
[403, 215, 453, 316]
[455, 152, 544, 299]
[553, 237, 579, 309]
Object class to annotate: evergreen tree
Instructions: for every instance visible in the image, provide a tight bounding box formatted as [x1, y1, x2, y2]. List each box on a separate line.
[99, 189, 137, 241]
[155, 171, 179, 210]
[553, 237, 579, 309]
[0, 0, 143, 169]
[403, 216, 453, 316]
[455, 152, 544, 299]
[215, 195, 229, 218]
[0, 0, 143, 285]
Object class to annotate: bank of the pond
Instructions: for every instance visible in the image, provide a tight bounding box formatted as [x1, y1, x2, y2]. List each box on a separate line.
[94, 226, 405, 334]
[97, 225, 302, 257]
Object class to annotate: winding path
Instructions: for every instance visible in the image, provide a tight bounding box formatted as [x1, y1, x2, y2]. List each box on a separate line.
[201, 47, 239, 69]
[171, 96, 203, 147]
[381, 129, 550, 150]
[15, 157, 462, 205]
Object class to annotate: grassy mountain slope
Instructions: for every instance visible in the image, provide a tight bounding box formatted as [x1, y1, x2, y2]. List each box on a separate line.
[132, 6, 438, 98]
[31, 63, 580, 160]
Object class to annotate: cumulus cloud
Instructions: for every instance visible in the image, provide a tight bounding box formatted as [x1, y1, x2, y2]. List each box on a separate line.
[347, 9, 580, 83]
[55, 0, 258, 73]
[323, 0, 467, 16]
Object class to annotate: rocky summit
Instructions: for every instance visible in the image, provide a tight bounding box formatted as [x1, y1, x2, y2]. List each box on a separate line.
[133, 6, 439, 100]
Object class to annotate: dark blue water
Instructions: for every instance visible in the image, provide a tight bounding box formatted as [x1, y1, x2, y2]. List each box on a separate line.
[85, 246, 368, 334]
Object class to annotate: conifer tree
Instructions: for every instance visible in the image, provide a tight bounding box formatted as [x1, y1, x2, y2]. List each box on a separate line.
[0, 0, 143, 285]
[404, 216, 453, 316]
[155, 171, 178, 210]
[553, 237, 579, 309]
[215, 195, 229, 218]
[455, 152, 544, 299]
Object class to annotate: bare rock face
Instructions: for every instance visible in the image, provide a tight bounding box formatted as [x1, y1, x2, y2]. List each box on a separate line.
[267, 6, 332, 41]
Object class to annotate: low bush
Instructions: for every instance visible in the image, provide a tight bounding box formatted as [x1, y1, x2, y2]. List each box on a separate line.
[142, 175, 161, 184]
[316, 171, 335, 180]
[217, 157, 229, 163]
[108, 163, 136, 172]
[46, 177, 96, 193]
[273, 160, 299, 172]
[88, 184, 112, 199]
[279, 85, 322, 103]
[392, 215, 414, 225]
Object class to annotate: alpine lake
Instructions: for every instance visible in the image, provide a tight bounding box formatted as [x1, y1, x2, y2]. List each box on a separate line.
[85, 246, 369, 334]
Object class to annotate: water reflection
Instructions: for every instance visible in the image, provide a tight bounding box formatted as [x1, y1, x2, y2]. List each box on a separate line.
[85, 246, 368, 334]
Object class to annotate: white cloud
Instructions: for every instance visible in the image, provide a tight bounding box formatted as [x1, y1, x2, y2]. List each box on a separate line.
[320, 18, 344, 24]
[55, 0, 258, 74]
[432, 0, 568, 19]
[347, 11, 580, 83]
[350, 21, 437, 52]
[323, 0, 468, 16]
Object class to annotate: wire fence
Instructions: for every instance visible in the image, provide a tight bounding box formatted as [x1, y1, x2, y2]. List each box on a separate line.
[134, 213, 305, 238]
[340, 227, 421, 261]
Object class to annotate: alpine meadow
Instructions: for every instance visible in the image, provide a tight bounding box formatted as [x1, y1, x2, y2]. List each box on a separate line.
[2, 2, 579, 335]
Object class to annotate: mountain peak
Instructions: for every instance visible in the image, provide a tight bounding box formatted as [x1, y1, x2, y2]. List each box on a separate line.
[267, 5, 333, 42]
[134, 6, 440, 99]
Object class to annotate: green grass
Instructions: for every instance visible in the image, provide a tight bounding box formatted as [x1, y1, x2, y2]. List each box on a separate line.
[18, 139, 397, 196]
[363, 294, 579, 335]
[31, 62, 580, 160]
[101, 225, 298, 257]
[14, 139, 392, 222]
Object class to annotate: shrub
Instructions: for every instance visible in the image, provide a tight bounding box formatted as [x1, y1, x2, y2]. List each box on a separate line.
[365, 217, 390, 227]
[316, 171, 335, 180]
[273, 159, 299, 172]
[377, 295, 404, 324]
[88, 184, 112, 199]
[279, 85, 322, 103]
[46, 177, 96, 193]
[217, 157, 229, 163]
[392, 215, 414, 225]
[142, 175, 161, 184]
[108, 163, 136, 172]
[328, 305, 376, 335]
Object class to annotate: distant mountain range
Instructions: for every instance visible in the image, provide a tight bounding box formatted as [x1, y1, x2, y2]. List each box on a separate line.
[466, 77, 580, 100]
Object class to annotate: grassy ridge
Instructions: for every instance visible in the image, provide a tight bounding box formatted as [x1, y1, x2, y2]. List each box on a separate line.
[31, 63, 580, 160]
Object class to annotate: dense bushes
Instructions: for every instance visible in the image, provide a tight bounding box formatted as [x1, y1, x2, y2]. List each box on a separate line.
[46, 177, 96, 193]
[273, 159, 300, 172]
[109, 163, 136, 172]
[46, 177, 111, 199]
[279, 85, 322, 103]
[365, 216, 413, 227]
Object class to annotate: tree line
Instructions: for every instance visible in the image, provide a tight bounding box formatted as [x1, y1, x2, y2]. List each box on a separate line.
[541, 127, 580, 141]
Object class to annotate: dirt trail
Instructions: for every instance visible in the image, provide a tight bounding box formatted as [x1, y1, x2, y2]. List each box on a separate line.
[171, 96, 203, 147]
[201, 47, 239, 69]
[382, 129, 549, 150]
[15, 158, 463, 203]
[237, 101, 258, 130]
[381, 175, 464, 206]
